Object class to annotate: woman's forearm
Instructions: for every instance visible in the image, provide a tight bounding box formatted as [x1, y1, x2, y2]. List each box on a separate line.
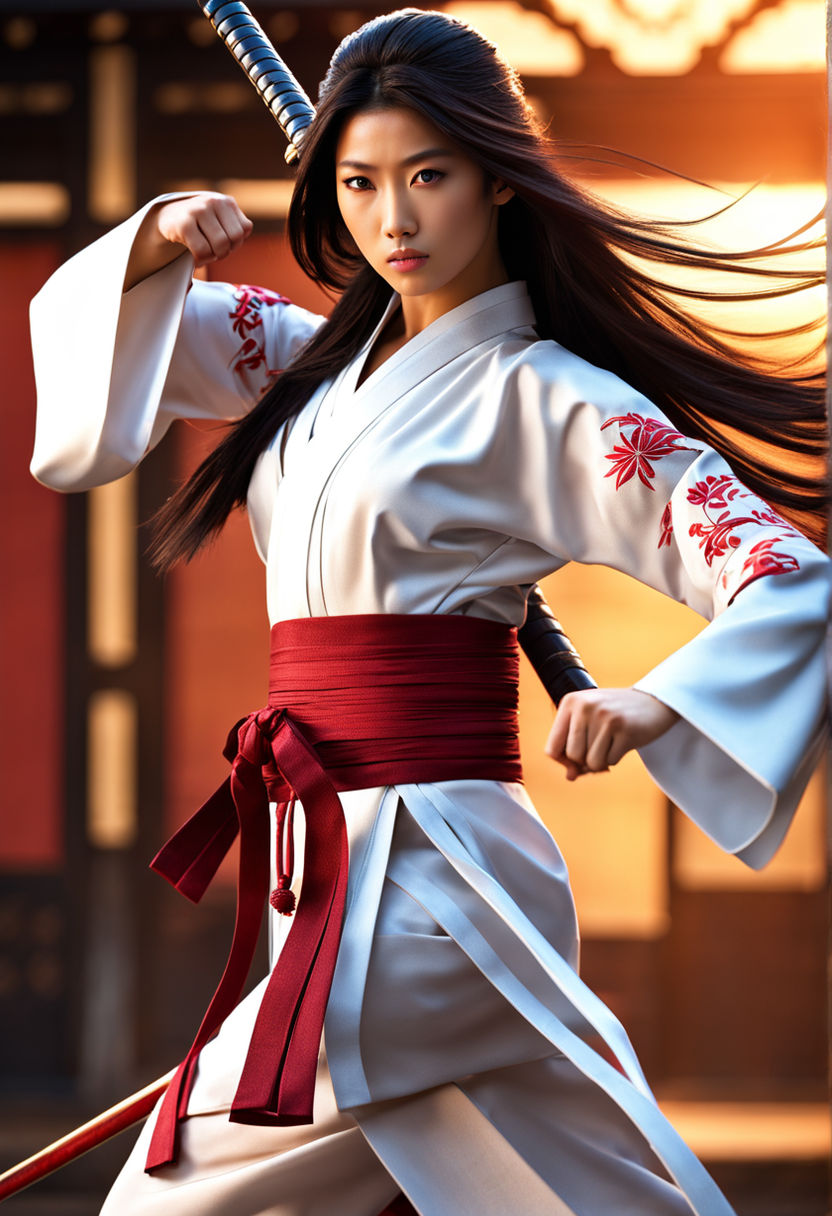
[123, 204, 190, 292]
[123, 193, 253, 292]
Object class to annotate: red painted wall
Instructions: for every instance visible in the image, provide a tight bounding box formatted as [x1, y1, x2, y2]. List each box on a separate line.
[0, 241, 65, 868]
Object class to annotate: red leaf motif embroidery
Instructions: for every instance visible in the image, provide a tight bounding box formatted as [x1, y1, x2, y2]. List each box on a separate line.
[232, 337, 269, 375]
[686, 473, 743, 511]
[740, 538, 800, 582]
[689, 516, 743, 566]
[685, 474, 802, 585]
[601, 413, 695, 491]
[658, 501, 673, 549]
[229, 284, 291, 389]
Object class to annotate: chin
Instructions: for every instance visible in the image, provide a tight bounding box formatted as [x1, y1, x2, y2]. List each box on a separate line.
[395, 271, 450, 294]
[395, 281, 435, 296]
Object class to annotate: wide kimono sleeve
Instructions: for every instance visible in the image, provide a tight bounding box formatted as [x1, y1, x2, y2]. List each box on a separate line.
[29, 193, 323, 491]
[498, 340, 830, 870]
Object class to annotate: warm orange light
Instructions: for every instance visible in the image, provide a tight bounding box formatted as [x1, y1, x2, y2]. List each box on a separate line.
[545, 0, 758, 74]
[442, 1, 584, 74]
[721, 0, 825, 73]
[590, 179, 824, 364]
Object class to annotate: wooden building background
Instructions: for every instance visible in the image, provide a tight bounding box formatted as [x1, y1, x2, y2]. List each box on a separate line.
[0, 1, 828, 1211]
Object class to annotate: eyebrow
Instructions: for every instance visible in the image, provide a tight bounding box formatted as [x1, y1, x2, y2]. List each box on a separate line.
[337, 147, 456, 170]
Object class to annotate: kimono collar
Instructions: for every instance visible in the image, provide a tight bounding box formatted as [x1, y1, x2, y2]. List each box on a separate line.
[349, 279, 536, 401]
[374, 278, 535, 352]
[279, 280, 536, 478]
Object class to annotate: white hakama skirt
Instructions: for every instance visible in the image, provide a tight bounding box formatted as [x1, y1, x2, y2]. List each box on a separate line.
[100, 788, 729, 1216]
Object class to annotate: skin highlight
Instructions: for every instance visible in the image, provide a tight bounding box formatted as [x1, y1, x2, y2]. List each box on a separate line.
[335, 106, 513, 347]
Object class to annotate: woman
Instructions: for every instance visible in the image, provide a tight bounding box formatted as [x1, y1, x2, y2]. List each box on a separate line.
[29, 9, 829, 1215]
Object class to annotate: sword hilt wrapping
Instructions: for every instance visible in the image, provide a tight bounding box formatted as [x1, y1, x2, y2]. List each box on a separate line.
[198, 0, 315, 162]
[518, 585, 597, 705]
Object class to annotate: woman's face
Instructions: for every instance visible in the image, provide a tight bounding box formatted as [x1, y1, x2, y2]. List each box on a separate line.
[335, 105, 512, 318]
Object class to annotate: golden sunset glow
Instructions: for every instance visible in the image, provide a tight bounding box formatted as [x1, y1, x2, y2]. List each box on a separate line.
[546, 0, 758, 74]
[443, 1, 584, 74]
[591, 179, 824, 360]
[442, 0, 825, 76]
[721, 0, 825, 72]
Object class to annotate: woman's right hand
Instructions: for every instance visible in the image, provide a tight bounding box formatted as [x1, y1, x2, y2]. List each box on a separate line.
[156, 193, 254, 268]
[545, 687, 679, 781]
[124, 193, 254, 290]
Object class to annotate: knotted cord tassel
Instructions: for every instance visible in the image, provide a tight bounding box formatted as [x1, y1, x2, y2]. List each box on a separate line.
[270, 799, 296, 915]
[270, 878, 295, 914]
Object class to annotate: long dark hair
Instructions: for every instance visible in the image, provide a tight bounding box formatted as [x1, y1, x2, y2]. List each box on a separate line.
[149, 7, 826, 568]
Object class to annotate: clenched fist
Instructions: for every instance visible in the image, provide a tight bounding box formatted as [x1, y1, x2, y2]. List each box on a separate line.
[156, 193, 254, 267]
[545, 687, 679, 781]
[124, 192, 254, 291]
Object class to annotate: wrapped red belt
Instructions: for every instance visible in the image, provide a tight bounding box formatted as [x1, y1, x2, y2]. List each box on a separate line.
[145, 613, 523, 1172]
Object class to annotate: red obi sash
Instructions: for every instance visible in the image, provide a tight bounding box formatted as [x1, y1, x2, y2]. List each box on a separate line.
[145, 613, 523, 1172]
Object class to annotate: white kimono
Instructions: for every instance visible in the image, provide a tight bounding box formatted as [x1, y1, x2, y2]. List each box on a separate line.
[30, 198, 831, 1216]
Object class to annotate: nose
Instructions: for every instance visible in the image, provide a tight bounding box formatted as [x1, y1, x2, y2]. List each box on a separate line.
[382, 186, 416, 240]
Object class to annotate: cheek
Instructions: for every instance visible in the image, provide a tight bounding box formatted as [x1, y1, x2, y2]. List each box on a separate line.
[336, 195, 370, 251]
[436, 186, 493, 246]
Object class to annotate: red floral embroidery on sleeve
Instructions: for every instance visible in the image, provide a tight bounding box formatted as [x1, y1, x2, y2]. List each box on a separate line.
[228, 284, 291, 391]
[601, 412, 696, 491]
[658, 501, 673, 549]
[741, 538, 800, 582]
[685, 474, 801, 587]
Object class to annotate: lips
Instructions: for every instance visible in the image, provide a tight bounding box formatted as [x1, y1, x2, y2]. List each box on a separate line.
[387, 249, 428, 271]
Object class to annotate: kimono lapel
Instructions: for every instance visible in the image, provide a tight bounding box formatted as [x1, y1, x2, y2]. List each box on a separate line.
[342, 280, 536, 411]
[289, 280, 536, 470]
[269, 281, 536, 619]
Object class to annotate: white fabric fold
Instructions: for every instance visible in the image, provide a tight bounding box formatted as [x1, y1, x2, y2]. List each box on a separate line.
[368, 785, 733, 1216]
[29, 200, 830, 1216]
[30, 194, 196, 488]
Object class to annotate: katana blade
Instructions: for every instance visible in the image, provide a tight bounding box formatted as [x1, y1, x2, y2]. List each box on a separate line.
[0, 1071, 174, 1202]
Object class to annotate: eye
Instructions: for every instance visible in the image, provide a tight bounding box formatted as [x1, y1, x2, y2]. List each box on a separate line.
[342, 175, 373, 191]
[412, 168, 444, 185]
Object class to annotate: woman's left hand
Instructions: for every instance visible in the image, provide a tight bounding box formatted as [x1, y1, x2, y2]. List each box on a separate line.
[545, 688, 679, 781]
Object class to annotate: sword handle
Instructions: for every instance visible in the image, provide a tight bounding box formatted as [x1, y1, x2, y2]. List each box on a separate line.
[197, 0, 315, 163]
[518, 585, 597, 705]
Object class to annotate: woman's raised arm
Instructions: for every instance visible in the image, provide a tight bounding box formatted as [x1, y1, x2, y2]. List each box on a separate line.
[30, 193, 323, 492]
[123, 193, 254, 291]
